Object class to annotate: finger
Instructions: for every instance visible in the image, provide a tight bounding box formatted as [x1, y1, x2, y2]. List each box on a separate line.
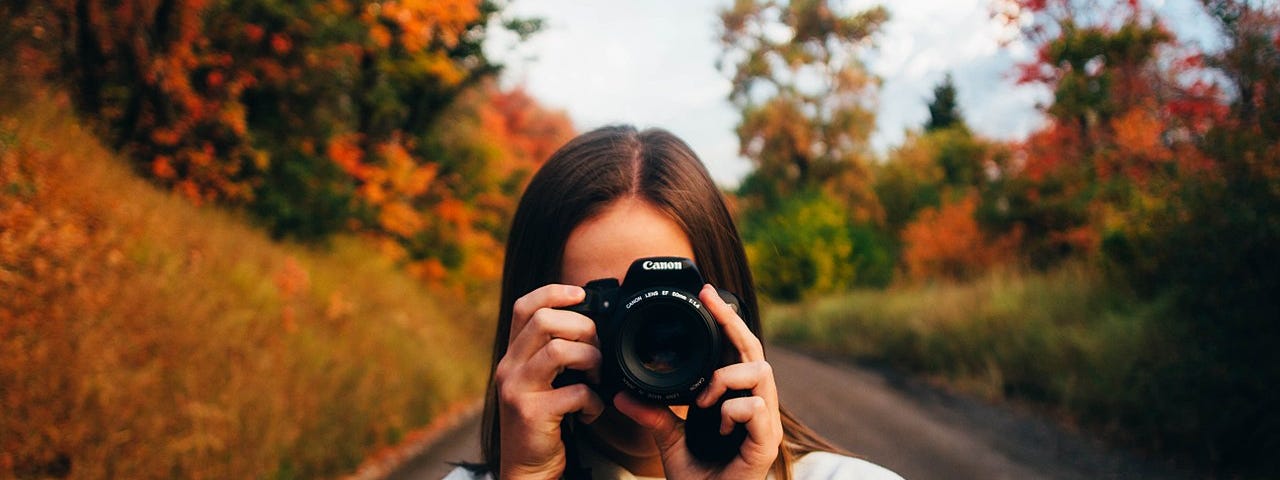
[520, 338, 602, 387]
[701, 284, 764, 362]
[510, 284, 586, 343]
[720, 396, 779, 445]
[614, 392, 684, 453]
[539, 383, 606, 425]
[506, 307, 598, 364]
[696, 360, 778, 411]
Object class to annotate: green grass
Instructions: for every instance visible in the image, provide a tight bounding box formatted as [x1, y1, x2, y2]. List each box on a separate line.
[765, 264, 1174, 436]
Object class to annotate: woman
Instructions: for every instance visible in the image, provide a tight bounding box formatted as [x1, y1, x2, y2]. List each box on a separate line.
[446, 126, 901, 479]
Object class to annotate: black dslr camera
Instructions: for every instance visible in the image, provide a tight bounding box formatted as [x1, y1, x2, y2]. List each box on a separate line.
[556, 256, 749, 463]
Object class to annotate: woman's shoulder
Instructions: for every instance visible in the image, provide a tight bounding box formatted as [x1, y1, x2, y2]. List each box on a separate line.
[791, 451, 905, 480]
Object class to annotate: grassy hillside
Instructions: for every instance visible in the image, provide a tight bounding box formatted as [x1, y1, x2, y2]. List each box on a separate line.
[0, 89, 492, 478]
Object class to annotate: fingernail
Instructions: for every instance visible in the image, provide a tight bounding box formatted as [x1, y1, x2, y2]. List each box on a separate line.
[567, 285, 585, 298]
[703, 284, 721, 301]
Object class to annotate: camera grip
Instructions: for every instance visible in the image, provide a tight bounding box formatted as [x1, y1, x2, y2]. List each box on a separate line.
[683, 389, 750, 465]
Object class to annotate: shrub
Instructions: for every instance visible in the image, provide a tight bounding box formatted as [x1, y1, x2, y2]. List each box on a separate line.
[742, 189, 892, 301]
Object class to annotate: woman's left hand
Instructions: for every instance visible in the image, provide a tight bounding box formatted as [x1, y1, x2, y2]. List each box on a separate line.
[614, 284, 783, 480]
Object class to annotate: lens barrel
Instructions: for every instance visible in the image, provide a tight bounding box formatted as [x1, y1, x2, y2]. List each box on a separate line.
[613, 287, 721, 404]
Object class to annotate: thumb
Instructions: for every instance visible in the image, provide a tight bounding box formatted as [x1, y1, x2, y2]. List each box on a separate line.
[613, 392, 684, 452]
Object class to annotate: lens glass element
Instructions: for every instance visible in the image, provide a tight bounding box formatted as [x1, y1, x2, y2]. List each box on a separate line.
[633, 308, 695, 374]
[624, 299, 710, 379]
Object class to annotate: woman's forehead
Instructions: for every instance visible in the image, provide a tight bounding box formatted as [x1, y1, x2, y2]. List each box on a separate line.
[560, 197, 694, 286]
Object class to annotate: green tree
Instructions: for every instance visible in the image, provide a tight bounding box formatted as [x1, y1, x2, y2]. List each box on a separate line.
[925, 73, 963, 132]
[874, 132, 944, 235]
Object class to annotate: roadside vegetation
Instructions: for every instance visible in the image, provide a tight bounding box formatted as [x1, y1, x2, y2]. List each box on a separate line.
[0, 89, 491, 478]
[765, 264, 1181, 450]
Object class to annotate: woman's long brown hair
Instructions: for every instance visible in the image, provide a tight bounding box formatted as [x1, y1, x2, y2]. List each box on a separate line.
[477, 125, 842, 479]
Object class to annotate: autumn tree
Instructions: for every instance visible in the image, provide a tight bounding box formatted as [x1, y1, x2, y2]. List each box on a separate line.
[7, 0, 565, 285]
[989, 0, 1218, 264]
[719, 0, 893, 298]
[719, 0, 888, 219]
[1099, 1, 1280, 473]
[392, 80, 575, 285]
[996, 0, 1280, 473]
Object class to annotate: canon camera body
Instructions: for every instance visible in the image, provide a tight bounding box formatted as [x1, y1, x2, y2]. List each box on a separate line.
[556, 256, 750, 464]
[558, 256, 743, 405]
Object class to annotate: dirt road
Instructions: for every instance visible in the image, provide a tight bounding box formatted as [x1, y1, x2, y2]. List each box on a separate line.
[388, 346, 1191, 479]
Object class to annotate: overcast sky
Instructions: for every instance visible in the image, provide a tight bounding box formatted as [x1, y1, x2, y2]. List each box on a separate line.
[484, 0, 1220, 186]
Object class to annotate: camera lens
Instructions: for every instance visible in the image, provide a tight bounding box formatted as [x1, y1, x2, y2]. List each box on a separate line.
[633, 305, 698, 374]
[615, 291, 719, 403]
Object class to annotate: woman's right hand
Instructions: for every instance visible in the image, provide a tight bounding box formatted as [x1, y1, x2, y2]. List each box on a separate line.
[495, 284, 605, 480]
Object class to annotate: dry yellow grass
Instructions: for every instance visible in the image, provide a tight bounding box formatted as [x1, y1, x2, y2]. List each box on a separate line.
[0, 87, 492, 479]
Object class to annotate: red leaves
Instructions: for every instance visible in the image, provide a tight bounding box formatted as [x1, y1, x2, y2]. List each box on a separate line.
[243, 23, 264, 43]
[1018, 121, 1079, 181]
[269, 33, 292, 55]
[1015, 50, 1057, 85]
[151, 155, 177, 179]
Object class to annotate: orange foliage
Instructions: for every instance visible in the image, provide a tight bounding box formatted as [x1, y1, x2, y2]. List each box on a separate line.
[72, 0, 259, 203]
[343, 82, 573, 286]
[369, 0, 481, 53]
[382, 142, 437, 198]
[7, 0, 563, 291]
[328, 133, 372, 181]
[358, 0, 481, 89]
[1112, 106, 1168, 160]
[379, 201, 425, 238]
[431, 83, 573, 286]
[475, 84, 576, 178]
[1102, 105, 1173, 184]
[902, 194, 1021, 281]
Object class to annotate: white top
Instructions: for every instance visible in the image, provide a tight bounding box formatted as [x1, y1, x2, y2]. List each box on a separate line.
[442, 449, 903, 480]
